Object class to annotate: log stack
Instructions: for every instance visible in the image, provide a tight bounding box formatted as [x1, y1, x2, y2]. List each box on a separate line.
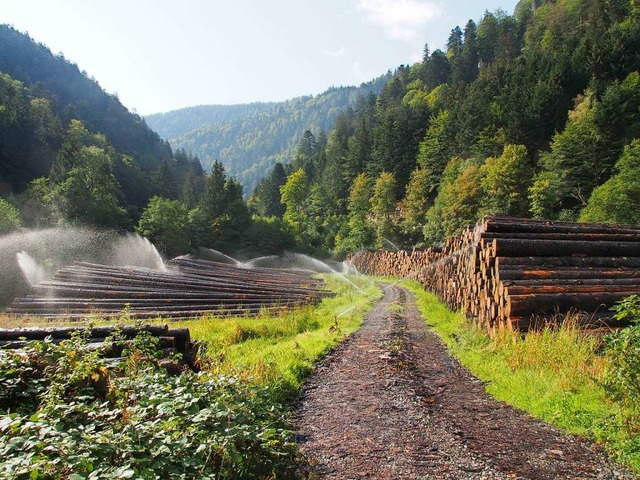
[7, 258, 332, 320]
[347, 217, 640, 332]
[348, 248, 442, 278]
[0, 324, 199, 369]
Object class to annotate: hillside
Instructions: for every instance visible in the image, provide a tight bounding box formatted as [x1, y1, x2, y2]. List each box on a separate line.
[3, 0, 640, 260]
[246, 0, 640, 255]
[145, 76, 390, 192]
[0, 25, 177, 179]
[0, 24, 205, 226]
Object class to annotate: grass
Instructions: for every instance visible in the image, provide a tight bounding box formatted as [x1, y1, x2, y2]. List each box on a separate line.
[400, 279, 640, 473]
[174, 274, 382, 401]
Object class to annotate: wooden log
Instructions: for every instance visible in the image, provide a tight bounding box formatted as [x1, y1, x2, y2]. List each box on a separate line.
[499, 278, 640, 288]
[497, 268, 640, 281]
[0, 324, 170, 341]
[493, 238, 640, 257]
[504, 284, 640, 296]
[7, 306, 289, 321]
[495, 256, 640, 269]
[506, 292, 637, 317]
[479, 216, 640, 235]
[508, 312, 630, 330]
[482, 232, 640, 242]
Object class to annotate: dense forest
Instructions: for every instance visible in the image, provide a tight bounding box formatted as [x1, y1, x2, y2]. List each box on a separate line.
[145, 77, 390, 193]
[2, 0, 640, 261]
[248, 0, 640, 255]
[0, 24, 268, 258]
[0, 24, 206, 225]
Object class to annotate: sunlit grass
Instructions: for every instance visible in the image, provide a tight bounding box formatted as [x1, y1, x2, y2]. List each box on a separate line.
[400, 279, 639, 473]
[174, 274, 381, 401]
[0, 273, 382, 478]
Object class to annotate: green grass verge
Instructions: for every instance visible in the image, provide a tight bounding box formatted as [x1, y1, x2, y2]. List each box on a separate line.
[175, 274, 382, 402]
[400, 279, 640, 473]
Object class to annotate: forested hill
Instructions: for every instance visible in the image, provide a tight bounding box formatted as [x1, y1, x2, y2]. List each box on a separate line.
[0, 24, 205, 227]
[0, 25, 176, 179]
[3, 0, 640, 261]
[248, 0, 640, 255]
[145, 76, 390, 192]
[145, 103, 277, 140]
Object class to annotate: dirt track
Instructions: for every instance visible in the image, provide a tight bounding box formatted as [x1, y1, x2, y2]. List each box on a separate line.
[294, 284, 634, 479]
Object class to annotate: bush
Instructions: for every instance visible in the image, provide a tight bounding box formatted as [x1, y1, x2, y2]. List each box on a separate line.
[0, 197, 20, 234]
[580, 140, 640, 225]
[603, 295, 640, 429]
[0, 332, 303, 479]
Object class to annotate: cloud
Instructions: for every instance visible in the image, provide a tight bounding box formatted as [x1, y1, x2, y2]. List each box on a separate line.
[355, 0, 444, 41]
[351, 61, 375, 83]
[322, 47, 348, 58]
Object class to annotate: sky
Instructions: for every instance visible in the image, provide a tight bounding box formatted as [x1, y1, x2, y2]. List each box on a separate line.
[2, 0, 520, 115]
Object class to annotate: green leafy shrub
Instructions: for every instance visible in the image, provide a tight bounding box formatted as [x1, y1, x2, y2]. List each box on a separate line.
[0, 332, 303, 479]
[0, 197, 20, 234]
[604, 295, 640, 429]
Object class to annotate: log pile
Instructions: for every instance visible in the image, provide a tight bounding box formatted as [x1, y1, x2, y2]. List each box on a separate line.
[348, 248, 442, 278]
[347, 216, 640, 332]
[7, 258, 331, 320]
[0, 324, 199, 369]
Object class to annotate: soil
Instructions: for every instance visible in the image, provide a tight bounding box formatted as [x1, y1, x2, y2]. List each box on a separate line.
[294, 284, 635, 479]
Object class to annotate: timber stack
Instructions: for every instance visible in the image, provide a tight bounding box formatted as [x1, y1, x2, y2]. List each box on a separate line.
[0, 324, 199, 369]
[7, 258, 332, 320]
[349, 248, 442, 278]
[347, 216, 640, 332]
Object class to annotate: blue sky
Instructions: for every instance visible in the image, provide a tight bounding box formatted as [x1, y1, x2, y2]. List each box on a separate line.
[2, 0, 520, 115]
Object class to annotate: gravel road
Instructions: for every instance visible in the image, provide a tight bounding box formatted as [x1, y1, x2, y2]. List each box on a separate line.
[294, 284, 635, 479]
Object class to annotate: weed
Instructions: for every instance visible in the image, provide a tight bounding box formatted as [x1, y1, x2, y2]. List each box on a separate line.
[0, 331, 304, 479]
[175, 274, 381, 401]
[603, 295, 640, 433]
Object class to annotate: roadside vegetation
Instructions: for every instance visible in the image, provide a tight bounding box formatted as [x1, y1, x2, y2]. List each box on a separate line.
[0, 275, 380, 479]
[402, 280, 640, 473]
[176, 275, 381, 402]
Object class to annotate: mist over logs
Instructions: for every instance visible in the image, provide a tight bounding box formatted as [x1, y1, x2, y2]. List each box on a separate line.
[7, 258, 331, 320]
[347, 216, 640, 332]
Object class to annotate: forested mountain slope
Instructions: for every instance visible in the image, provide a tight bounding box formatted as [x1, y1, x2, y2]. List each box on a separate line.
[3, 0, 640, 261]
[0, 25, 177, 183]
[0, 24, 205, 227]
[0, 24, 292, 259]
[145, 103, 277, 140]
[145, 76, 390, 192]
[249, 0, 640, 254]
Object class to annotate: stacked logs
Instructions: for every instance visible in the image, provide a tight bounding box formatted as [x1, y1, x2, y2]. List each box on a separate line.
[347, 216, 640, 332]
[0, 324, 199, 369]
[7, 258, 331, 320]
[348, 249, 442, 278]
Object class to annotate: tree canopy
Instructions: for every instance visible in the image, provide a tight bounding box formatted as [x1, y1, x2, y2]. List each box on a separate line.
[3, 1, 640, 259]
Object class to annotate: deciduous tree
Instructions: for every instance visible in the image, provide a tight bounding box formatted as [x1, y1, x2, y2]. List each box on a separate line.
[580, 140, 640, 225]
[137, 196, 191, 257]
